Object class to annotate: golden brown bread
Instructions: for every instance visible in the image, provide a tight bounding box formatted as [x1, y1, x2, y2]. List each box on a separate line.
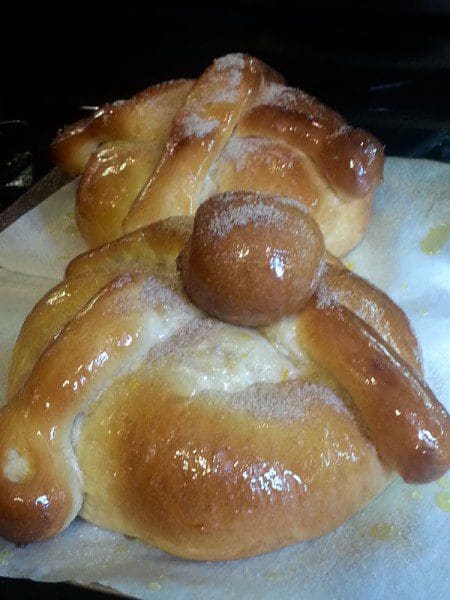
[296, 302, 450, 483]
[1, 191, 448, 558]
[78, 379, 388, 560]
[179, 192, 325, 326]
[51, 54, 383, 255]
[177, 190, 449, 484]
[50, 79, 194, 176]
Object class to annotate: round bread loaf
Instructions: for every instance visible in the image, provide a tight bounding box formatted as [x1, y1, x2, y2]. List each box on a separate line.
[0, 209, 448, 560]
[51, 53, 383, 256]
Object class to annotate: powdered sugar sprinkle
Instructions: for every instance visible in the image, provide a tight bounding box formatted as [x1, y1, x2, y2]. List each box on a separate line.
[181, 113, 219, 138]
[207, 192, 307, 238]
[214, 53, 246, 72]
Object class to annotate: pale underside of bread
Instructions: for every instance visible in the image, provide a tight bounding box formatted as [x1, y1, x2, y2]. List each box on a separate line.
[4, 215, 438, 559]
[51, 54, 384, 256]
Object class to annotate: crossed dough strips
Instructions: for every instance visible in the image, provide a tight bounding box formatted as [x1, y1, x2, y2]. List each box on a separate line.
[51, 53, 384, 256]
[0, 216, 448, 560]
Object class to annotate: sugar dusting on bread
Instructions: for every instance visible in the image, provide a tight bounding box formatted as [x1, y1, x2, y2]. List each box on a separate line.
[209, 65, 244, 103]
[257, 82, 344, 129]
[207, 192, 307, 238]
[146, 317, 219, 368]
[258, 82, 317, 111]
[181, 114, 219, 139]
[141, 312, 349, 425]
[214, 53, 246, 72]
[221, 137, 297, 172]
[208, 198, 288, 238]
[221, 380, 348, 422]
[140, 273, 185, 307]
[146, 315, 298, 395]
[178, 54, 249, 140]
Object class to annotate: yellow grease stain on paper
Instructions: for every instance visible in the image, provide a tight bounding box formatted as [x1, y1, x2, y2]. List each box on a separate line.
[420, 224, 450, 255]
[113, 543, 129, 554]
[264, 570, 284, 582]
[147, 582, 162, 591]
[438, 476, 450, 489]
[62, 213, 78, 236]
[435, 491, 450, 513]
[64, 223, 79, 236]
[369, 523, 402, 541]
[0, 549, 13, 565]
[411, 488, 424, 500]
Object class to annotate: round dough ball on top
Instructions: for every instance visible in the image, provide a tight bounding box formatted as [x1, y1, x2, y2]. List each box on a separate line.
[179, 191, 325, 326]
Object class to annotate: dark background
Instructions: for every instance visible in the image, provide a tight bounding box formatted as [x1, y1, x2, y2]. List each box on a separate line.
[1, 2, 449, 597]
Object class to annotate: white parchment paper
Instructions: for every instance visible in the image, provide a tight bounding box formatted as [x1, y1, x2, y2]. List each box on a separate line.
[0, 158, 449, 599]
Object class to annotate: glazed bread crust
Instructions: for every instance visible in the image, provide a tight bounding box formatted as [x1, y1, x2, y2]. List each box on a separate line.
[1, 209, 448, 558]
[51, 54, 383, 255]
[179, 192, 326, 326]
[78, 379, 389, 561]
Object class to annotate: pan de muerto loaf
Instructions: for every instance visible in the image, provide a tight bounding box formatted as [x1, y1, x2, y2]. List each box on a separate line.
[0, 192, 448, 561]
[51, 54, 383, 255]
